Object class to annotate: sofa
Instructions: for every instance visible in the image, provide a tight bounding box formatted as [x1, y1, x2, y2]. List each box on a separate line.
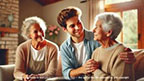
[133, 49, 144, 80]
[0, 64, 15, 81]
[0, 50, 144, 81]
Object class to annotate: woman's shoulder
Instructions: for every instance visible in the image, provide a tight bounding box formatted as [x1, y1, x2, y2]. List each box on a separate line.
[116, 43, 126, 51]
[17, 40, 31, 49]
[45, 40, 59, 50]
[16, 40, 31, 57]
[111, 43, 126, 57]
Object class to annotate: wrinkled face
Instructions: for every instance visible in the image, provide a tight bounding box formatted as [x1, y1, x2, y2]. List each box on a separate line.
[93, 20, 107, 41]
[29, 23, 45, 42]
[65, 16, 84, 38]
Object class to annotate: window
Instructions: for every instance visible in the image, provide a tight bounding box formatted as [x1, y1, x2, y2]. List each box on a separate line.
[105, 0, 134, 4]
[116, 10, 138, 49]
[105, 0, 144, 49]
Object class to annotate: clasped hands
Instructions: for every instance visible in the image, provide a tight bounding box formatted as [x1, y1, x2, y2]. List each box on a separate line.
[82, 59, 100, 74]
[23, 74, 40, 81]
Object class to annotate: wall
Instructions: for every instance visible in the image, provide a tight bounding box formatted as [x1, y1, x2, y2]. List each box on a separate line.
[42, 0, 89, 45]
[0, 0, 89, 64]
[19, 0, 43, 43]
[0, 0, 19, 64]
[19, 0, 89, 46]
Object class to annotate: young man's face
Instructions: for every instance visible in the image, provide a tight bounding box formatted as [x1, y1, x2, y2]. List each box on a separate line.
[64, 16, 84, 38]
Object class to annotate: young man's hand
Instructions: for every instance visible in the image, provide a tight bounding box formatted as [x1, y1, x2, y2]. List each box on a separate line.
[119, 48, 136, 63]
[82, 59, 100, 74]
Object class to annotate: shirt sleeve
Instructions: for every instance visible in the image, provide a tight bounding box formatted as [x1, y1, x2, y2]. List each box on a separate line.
[13, 45, 26, 80]
[60, 45, 73, 80]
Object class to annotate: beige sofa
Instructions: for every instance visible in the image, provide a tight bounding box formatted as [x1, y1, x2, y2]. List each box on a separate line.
[0, 64, 15, 81]
[0, 50, 144, 81]
[133, 49, 144, 80]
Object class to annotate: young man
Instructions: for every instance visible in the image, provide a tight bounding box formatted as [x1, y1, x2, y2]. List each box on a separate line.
[57, 6, 135, 81]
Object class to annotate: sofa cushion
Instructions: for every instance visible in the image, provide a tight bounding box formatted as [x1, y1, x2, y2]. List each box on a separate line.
[0, 64, 15, 81]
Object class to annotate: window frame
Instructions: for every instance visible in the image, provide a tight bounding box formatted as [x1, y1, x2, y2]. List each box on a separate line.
[104, 0, 144, 49]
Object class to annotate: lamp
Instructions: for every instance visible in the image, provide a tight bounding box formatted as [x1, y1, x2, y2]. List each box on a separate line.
[8, 14, 14, 27]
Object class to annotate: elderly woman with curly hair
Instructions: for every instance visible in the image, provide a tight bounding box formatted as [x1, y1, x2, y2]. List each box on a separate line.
[85, 12, 135, 81]
[14, 16, 58, 81]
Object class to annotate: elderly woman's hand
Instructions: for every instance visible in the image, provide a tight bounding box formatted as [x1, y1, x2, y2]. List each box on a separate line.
[22, 74, 29, 81]
[23, 74, 40, 81]
[119, 48, 136, 63]
[28, 74, 40, 81]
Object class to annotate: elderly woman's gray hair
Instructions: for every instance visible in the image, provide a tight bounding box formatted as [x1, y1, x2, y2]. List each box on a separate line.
[21, 16, 47, 40]
[94, 12, 123, 40]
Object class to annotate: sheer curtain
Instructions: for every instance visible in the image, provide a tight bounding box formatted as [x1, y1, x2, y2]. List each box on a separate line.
[88, 0, 104, 30]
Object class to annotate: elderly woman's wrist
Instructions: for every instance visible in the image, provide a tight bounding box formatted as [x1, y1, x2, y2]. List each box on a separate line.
[35, 74, 40, 80]
[22, 74, 29, 81]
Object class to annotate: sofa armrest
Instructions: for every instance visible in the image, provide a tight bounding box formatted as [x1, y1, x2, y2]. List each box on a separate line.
[0, 64, 15, 81]
[133, 49, 144, 80]
[137, 77, 144, 81]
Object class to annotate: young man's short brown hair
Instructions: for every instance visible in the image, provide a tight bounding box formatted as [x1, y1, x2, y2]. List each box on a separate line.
[57, 6, 82, 28]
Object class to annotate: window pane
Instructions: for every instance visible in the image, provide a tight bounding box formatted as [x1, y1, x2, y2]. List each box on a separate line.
[105, 0, 134, 5]
[116, 10, 138, 49]
[123, 9, 138, 49]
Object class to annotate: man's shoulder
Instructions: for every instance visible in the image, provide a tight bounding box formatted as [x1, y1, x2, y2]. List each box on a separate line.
[60, 39, 70, 49]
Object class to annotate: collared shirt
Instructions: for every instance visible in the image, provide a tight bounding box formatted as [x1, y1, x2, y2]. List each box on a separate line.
[60, 30, 100, 80]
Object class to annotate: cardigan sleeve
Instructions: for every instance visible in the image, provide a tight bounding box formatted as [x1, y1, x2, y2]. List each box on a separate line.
[92, 46, 135, 81]
[93, 61, 135, 81]
[13, 45, 27, 80]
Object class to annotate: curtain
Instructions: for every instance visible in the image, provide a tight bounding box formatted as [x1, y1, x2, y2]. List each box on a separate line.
[88, 0, 104, 30]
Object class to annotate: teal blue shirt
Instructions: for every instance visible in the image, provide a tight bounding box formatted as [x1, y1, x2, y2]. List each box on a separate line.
[60, 30, 100, 80]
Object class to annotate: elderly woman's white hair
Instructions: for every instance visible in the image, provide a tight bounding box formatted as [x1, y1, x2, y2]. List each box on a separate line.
[94, 12, 123, 40]
[21, 16, 47, 40]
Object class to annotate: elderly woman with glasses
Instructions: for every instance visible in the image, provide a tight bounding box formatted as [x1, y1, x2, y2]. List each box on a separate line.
[14, 16, 58, 81]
